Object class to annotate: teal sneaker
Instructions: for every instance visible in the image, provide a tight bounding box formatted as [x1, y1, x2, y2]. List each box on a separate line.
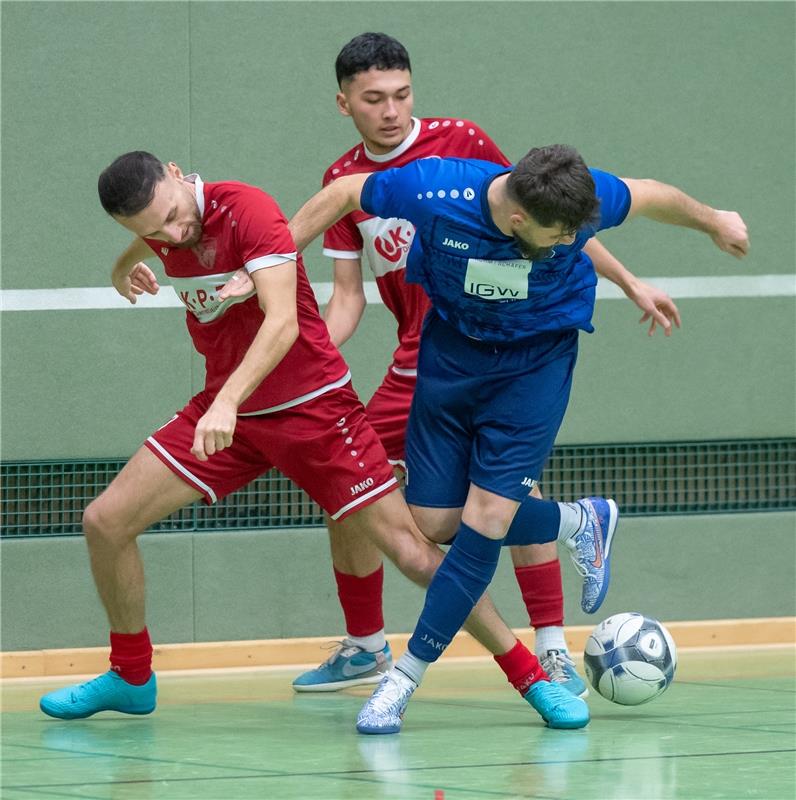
[540, 649, 589, 698]
[292, 640, 392, 692]
[40, 670, 157, 720]
[524, 679, 590, 729]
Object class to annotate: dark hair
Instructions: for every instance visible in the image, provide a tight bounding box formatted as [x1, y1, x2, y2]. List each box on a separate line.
[98, 151, 166, 217]
[335, 32, 411, 87]
[506, 145, 600, 232]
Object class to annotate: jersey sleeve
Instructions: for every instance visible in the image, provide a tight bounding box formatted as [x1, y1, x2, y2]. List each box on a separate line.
[323, 214, 363, 259]
[361, 159, 438, 225]
[233, 188, 298, 273]
[590, 169, 632, 231]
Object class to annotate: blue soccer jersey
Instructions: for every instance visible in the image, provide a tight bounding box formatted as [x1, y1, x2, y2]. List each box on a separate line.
[361, 157, 631, 342]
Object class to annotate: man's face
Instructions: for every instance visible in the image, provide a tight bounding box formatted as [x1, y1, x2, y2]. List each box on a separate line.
[115, 163, 202, 248]
[337, 68, 414, 155]
[510, 213, 577, 261]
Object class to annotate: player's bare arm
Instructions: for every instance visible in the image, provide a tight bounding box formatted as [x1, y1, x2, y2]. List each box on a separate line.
[325, 258, 367, 347]
[584, 238, 681, 337]
[290, 173, 370, 251]
[623, 178, 750, 258]
[191, 261, 299, 462]
[111, 237, 159, 304]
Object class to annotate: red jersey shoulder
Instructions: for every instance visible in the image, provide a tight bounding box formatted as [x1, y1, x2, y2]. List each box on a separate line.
[322, 145, 369, 187]
[204, 181, 286, 223]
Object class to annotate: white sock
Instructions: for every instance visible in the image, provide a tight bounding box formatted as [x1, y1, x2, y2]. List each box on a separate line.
[395, 651, 427, 686]
[535, 626, 568, 656]
[557, 501, 586, 541]
[346, 631, 387, 653]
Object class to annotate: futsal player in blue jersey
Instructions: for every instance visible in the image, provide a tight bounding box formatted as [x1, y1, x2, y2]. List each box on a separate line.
[288, 145, 749, 733]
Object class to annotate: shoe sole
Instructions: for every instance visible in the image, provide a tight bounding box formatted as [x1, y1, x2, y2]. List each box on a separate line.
[292, 671, 389, 693]
[357, 723, 401, 735]
[546, 715, 590, 730]
[40, 702, 156, 720]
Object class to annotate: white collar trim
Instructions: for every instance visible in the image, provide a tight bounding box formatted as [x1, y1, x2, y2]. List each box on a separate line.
[363, 117, 421, 163]
[184, 173, 205, 216]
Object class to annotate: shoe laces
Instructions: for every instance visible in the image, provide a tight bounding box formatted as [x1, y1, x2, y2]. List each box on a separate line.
[541, 649, 575, 683]
[316, 639, 362, 667]
[368, 671, 415, 714]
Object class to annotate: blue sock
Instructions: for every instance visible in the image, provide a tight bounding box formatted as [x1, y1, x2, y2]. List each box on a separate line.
[503, 496, 561, 546]
[408, 523, 502, 663]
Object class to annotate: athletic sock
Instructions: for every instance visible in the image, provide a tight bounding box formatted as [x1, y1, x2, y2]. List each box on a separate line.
[534, 625, 568, 656]
[395, 651, 429, 686]
[346, 631, 387, 653]
[334, 565, 384, 638]
[109, 627, 153, 685]
[514, 559, 564, 629]
[558, 501, 587, 539]
[493, 639, 548, 696]
[407, 523, 502, 663]
[504, 497, 560, 546]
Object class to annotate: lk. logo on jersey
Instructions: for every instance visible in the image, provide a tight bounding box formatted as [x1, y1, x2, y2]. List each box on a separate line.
[374, 225, 411, 263]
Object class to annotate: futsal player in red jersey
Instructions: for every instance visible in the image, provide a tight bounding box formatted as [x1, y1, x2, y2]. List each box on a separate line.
[221, 33, 681, 698]
[39, 151, 574, 722]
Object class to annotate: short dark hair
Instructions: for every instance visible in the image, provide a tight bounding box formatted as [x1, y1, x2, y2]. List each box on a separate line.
[335, 32, 411, 87]
[98, 151, 166, 217]
[506, 145, 600, 232]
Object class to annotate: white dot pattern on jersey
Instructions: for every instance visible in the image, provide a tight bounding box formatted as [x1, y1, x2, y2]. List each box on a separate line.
[450, 189, 460, 199]
[468, 128, 475, 135]
[442, 120, 451, 127]
[437, 190, 446, 198]
[455, 121, 464, 127]
[425, 191, 433, 198]
[429, 121, 439, 129]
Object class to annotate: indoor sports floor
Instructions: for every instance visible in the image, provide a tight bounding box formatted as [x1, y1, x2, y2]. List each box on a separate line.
[2, 647, 794, 800]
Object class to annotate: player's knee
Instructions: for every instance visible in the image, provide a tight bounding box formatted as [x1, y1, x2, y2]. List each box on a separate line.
[392, 540, 441, 587]
[82, 499, 133, 547]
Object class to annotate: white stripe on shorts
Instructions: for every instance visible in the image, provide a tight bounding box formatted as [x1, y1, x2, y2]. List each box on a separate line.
[146, 436, 218, 504]
[329, 476, 398, 521]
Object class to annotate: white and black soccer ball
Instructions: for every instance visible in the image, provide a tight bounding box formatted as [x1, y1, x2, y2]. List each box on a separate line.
[583, 612, 677, 705]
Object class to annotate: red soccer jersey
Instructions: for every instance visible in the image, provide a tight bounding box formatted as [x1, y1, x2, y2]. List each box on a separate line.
[322, 117, 511, 372]
[145, 176, 349, 414]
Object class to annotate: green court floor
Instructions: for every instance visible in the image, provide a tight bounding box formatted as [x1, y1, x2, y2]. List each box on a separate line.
[2, 648, 794, 800]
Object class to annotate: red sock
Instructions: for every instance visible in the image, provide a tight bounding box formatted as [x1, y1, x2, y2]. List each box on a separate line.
[494, 639, 549, 696]
[109, 627, 153, 685]
[334, 566, 384, 637]
[514, 559, 564, 629]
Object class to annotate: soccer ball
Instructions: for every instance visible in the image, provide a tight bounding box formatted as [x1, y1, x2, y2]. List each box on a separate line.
[583, 612, 677, 705]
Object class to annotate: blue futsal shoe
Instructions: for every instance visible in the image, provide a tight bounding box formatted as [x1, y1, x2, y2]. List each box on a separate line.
[356, 668, 417, 735]
[524, 679, 590, 729]
[564, 497, 619, 614]
[540, 649, 589, 698]
[293, 640, 393, 692]
[40, 670, 157, 720]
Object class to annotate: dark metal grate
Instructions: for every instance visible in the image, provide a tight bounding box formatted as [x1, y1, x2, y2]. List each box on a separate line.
[2, 438, 794, 538]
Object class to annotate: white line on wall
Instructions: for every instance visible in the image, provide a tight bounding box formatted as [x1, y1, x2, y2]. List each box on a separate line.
[1, 275, 794, 312]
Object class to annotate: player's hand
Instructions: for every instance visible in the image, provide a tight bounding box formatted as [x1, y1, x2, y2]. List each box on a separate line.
[627, 280, 682, 337]
[218, 269, 254, 300]
[113, 262, 160, 304]
[191, 399, 237, 461]
[710, 210, 749, 259]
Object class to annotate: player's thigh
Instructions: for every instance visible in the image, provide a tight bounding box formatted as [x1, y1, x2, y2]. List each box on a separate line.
[266, 384, 398, 521]
[85, 446, 202, 540]
[403, 378, 471, 510]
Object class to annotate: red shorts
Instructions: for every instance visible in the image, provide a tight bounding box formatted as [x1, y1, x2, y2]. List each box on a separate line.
[365, 367, 417, 468]
[145, 383, 398, 520]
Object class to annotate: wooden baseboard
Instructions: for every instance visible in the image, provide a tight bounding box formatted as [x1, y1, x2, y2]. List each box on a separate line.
[2, 617, 794, 679]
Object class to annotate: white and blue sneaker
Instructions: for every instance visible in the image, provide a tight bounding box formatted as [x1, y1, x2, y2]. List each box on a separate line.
[292, 640, 392, 692]
[564, 497, 619, 614]
[540, 649, 589, 698]
[356, 668, 417, 735]
[40, 671, 157, 720]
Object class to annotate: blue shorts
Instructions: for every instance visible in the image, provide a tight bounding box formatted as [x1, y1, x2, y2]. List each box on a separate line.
[405, 311, 578, 507]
